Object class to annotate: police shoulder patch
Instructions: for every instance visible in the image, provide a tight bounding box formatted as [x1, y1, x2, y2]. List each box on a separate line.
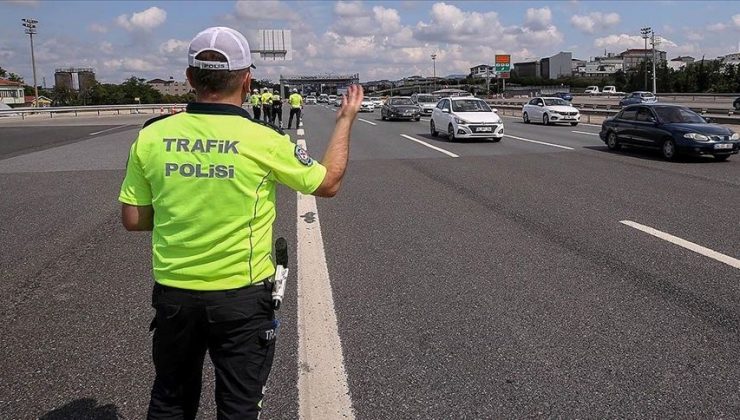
[294, 145, 313, 166]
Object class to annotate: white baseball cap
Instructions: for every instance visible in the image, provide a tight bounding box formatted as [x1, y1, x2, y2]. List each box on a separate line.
[188, 27, 256, 71]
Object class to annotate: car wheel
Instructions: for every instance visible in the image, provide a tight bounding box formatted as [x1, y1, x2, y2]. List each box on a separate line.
[381, 112, 386, 121]
[543, 114, 550, 125]
[523, 112, 530, 124]
[570, 122, 578, 126]
[607, 131, 621, 151]
[715, 154, 730, 161]
[430, 120, 438, 137]
[447, 124, 456, 142]
[734, 100, 740, 111]
[662, 138, 678, 161]
[414, 117, 421, 121]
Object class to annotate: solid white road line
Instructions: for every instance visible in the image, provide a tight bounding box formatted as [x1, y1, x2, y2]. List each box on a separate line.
[297, 128, 305, 136]
[572, 130, 599, 136]
[358, 118, 377, 126]
[400, 134, 459, 158]
[620, 220, 740, 269]
[296, 139, 356, 420]
[89, 125, 128, 136]
[503, 134, 574, 150]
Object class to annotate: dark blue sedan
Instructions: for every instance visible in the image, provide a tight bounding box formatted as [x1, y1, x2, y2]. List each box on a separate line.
[552, 92, 573, 102]
[619, 91, 657, 107]
[599, 104, 739, 161]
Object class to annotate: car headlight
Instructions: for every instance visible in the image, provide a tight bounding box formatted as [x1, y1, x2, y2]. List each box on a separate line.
[731, 133, 739, 141]
[684, 133, 710, 142]
[454, 116, 469, 124]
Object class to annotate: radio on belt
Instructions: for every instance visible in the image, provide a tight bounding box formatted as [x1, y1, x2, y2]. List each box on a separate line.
[272, 237, 289, 310]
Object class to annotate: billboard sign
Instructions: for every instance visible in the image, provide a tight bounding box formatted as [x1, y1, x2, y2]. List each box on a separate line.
[495, 55, 511, 73]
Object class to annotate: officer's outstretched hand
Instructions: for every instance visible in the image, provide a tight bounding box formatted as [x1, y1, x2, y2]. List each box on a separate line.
[337, 84, 364, 122]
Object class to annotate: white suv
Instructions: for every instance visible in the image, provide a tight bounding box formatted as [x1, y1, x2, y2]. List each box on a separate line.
[430, 97, 504, 142]
[522, 97, 581, 126]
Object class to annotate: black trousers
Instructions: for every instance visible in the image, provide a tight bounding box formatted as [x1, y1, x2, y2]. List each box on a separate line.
[271, 107, 283, 126]
[147, 282, 276, 420]
[252, 106, 261, 120]
[288, 108, 301, 129]
[262, 106, 272, 122]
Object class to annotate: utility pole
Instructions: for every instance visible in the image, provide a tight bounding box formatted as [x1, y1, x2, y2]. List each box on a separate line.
[22, 18, 39, 107]
[431, 53, 437, 92]
[651, 32, 658, 94]
[640, 27, 651, 91]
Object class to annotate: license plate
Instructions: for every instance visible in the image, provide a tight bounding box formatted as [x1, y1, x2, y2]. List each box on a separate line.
[476, 127, 492, 132]
[714, 143, 733, 149]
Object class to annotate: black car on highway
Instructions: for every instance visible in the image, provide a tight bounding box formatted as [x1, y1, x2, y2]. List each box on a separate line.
[381, 97, 421, 121]
[599, 104, 739, 161]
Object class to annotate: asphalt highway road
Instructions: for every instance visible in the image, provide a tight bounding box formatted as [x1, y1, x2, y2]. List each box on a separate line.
[0, 106, 738, 419]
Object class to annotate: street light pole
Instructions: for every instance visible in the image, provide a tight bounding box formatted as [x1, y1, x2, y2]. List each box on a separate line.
[651, 32, 657, 94]
[431, 53, 437, 92]
[22, 18, 39, 108]
[640, 27, 651, 92]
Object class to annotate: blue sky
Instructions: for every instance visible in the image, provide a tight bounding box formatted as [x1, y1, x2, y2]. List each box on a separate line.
[1, 0, 739, 85]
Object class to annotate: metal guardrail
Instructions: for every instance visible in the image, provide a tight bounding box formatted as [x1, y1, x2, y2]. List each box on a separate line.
[486, 99, 739, 118]
[571, 92, 739, 102]
[485, 101, 740, 125]
[0, 104, 188, 119]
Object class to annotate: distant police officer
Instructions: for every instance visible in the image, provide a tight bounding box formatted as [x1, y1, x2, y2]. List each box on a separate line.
[287, 88, 303, 129]
[250, 88, 261, 120]
[261, 87, 273, 122]
[271, 89, 283, 128]
[118, 26, 364, 420]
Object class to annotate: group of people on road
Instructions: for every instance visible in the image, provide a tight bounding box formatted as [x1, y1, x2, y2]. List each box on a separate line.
[249, 87, 303, 129]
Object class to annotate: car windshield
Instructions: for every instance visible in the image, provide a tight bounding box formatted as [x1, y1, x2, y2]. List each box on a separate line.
[543, 98, 569, 106]
[654, 107, 706, 123]
[451, 99, 491, 112]
[416, 95, 437, 103]
[390, 98, 414, 105]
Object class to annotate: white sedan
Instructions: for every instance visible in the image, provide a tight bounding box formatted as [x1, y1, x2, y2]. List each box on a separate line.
[359, 99, 375, 112]
[430, 97, 504, 142]
[522, 97, 581, 126]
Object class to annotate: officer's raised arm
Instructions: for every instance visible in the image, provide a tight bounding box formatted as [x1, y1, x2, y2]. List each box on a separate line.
[312, 84, 363, 198]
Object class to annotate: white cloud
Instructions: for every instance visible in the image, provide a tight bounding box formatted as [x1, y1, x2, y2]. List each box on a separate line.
[100, 41, 114, 54]
[103, 57, 162, 72]
[334, 1, 365, 17]
[373, 6, 402, 33]
[116, 7, 167, 31]
[159, 39, 189, 55]
[414, 3, 561, 48]
[708, 23, 727, 32]
[524, 7, 552, 31]
[234, 0, 298, 20]
[594, 34, 646, 50]
[570, 12, 621, 34]
[89, 23, 108, 34]
[686, 31, 704, 41]
[733, 14, 740, 27]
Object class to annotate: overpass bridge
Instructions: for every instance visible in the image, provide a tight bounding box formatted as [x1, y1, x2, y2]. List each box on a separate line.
[279, 73, 359, 96]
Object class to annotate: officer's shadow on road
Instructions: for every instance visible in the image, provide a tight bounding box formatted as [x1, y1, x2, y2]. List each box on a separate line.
[40, 398, 121, 420]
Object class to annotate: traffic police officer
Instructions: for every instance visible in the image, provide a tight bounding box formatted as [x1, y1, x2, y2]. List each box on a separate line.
[271, 89, 283, 128]
[250, 88, 261, 120]
[261, 87, 273, 123]
[287, 88, 303, 129]
[119, 26, 364, 419]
